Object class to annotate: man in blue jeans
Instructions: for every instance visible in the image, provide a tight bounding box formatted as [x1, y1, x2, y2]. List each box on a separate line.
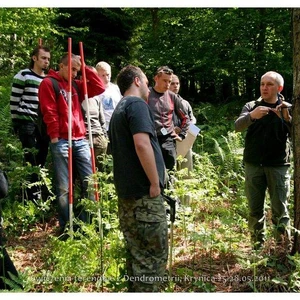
[38, 54, 105, 234]
[235, 71, 292, 250]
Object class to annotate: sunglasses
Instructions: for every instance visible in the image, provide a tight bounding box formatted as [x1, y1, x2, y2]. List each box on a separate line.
[156, 67, 173, 75]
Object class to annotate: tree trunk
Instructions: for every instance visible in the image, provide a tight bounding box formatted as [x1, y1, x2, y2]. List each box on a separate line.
[292, 8, 300, 254]
[150, 8, 159, 38]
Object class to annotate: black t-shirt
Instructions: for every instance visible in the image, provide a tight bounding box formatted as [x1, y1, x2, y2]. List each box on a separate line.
[108, 96, 165, 198]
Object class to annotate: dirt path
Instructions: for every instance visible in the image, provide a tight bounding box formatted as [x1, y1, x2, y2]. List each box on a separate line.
[6, 218, 58, 276]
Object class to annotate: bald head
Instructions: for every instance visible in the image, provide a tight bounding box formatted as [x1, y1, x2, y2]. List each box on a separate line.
[261, 71, 284, 87]
[260, 71, 284, 103]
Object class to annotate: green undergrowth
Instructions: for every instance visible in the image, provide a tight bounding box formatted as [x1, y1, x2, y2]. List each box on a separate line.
[0, 100, 299, 292]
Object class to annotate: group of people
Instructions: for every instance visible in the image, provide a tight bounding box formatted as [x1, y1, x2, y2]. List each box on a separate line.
[7, 45, 197, 292]
[10, 46, 123, 233]
[9, 45, 197, 233]
[5, 44, 293, 292]
[109, 66, 199, 292]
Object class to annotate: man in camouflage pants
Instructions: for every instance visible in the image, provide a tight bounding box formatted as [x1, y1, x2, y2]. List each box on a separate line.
[108, 65, 168, 292]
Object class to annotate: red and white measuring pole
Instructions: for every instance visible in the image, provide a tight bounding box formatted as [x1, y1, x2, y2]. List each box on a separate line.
[79, 41, 99, 202]
[67, 37, 74, 234]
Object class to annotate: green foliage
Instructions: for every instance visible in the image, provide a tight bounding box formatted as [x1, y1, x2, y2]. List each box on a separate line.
[0, 84, 297, 292]
[55, 8, 134, 75]
[0, 76, 14, 163]
[0, 7, 299, 291]
[0, 263, 23, 291]
[0, 8, 62, 73]
[0, 7, 293, 102]
[124, 8, 292, 102]
[42, 227, 103, 290]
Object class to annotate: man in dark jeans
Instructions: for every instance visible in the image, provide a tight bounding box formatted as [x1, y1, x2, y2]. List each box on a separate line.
[148, 66, 189, 171]
[10, 45, 51, 201]
[38, 53, 105, 234]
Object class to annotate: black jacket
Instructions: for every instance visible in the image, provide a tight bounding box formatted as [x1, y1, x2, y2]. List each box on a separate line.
[235, 99, 291, 166]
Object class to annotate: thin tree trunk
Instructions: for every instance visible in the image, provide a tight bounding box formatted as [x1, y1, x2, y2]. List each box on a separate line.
[292, 8, 300, 254]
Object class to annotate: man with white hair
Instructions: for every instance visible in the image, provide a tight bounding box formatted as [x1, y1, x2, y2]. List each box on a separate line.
[235, 71, 292, 250]
[96, 61, 122, 131]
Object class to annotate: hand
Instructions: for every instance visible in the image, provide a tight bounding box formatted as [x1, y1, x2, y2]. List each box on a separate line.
[149, 184, 161, 198]
[250, 106, 270, 120]
[174, 126, 181, 134]
[270, 101, 292, 122]
[173, 134, 183, 142]
[51, 138, 59, 144]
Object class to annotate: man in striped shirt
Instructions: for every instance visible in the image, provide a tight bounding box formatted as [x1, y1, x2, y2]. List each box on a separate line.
[10, 45, 51, 200]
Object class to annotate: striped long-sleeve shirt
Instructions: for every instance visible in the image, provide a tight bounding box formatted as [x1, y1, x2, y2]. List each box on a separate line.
[10, 68, 44, 123]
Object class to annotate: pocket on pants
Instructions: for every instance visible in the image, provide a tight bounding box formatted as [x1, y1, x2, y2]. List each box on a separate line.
[134, 195, 166, 223]
[134, 195, 168, 252]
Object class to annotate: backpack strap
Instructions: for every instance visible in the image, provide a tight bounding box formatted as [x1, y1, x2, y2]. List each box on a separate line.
[248, 98, 262, 112]
[48, 77, 80, 99]
[48, 77, 60, 99]
[72, 80, 80, 96]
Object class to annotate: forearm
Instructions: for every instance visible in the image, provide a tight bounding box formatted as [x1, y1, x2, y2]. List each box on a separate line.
[235, 105, 253, 132]
[177, 109, 190, 138]
[136, 145, 160, 187]
[134, 133, 160, 195]
[86, 67, 105, 98]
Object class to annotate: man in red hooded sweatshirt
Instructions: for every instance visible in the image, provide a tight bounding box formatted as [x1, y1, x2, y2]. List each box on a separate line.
[38, 53, 105, 235]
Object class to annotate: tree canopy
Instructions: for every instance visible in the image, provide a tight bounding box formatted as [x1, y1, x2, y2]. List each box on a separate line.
[0, 7, 293, 103]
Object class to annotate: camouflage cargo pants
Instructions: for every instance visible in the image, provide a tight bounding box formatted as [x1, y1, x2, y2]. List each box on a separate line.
[118, 194, 168, 292]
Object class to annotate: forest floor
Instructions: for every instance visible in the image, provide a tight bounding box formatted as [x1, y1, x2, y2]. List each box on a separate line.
[7, 217, 58, 278]
[5, 216, 286, 293]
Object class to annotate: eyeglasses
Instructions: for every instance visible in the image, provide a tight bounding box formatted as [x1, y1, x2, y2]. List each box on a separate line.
[156, 67, 173, 75]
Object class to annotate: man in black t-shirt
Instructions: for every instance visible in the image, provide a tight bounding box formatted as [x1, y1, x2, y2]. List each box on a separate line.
[108, 65, 168, 292]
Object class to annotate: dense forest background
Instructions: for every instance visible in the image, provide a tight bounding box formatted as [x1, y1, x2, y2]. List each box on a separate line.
[0, 7, 293, 103]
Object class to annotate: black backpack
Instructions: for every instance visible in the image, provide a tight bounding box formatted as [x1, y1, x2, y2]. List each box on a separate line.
[37, 77, 79, 141]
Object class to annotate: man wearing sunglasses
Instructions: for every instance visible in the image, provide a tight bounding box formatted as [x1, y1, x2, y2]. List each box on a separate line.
[148, 66, 190, 171]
